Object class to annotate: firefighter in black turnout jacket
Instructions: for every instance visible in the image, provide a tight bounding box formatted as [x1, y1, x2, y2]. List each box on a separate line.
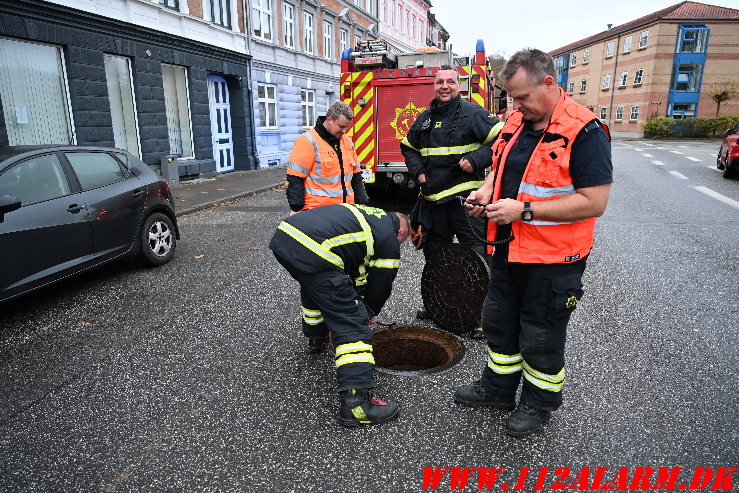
[401, 65, 504, 325]
[269, 203, 410, 427]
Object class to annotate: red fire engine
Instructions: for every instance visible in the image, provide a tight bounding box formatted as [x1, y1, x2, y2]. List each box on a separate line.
[340, 39, 495, 189]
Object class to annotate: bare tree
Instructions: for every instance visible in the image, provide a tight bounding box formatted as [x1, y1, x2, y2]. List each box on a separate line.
[708, 81, 739, 117]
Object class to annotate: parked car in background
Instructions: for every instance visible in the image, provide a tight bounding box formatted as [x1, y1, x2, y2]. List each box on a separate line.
[717, 123, 739, 179]
[0, 146, 179, 303]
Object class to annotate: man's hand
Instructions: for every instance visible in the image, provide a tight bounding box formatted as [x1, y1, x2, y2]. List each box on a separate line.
[417, 173, 427, 184]
[485, 199, 524, 224]
[459, 158, 474, 173]
[368, 316, 378, 325]
[466, 189, 493, 217]
[289, 210, 299, 216]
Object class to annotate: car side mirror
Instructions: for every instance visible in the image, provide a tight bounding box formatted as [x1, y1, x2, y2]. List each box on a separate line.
[0, 194, 22, 223]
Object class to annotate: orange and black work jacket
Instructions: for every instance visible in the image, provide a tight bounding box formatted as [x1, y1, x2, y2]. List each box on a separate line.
[487, 90, 605, 263]
[401, 94, 504, 204]
[286, 117, 368, 211]
[269, 203, 401, 318]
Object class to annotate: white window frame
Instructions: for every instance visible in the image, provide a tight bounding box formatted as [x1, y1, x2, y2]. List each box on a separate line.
[323, 20, 333, 60]
[403, 9, 408, 34]
[570, 53, 576, 67]
[567, 81, 574, 93]
[615, 106, 624, 121]
[283, 3, 295, 49]
[602, 74, 611, 90]
[397, 4, 402, 29]
[606, 41, 614, 58]
[599, 107, 607, 121]
[583, 49, 590, 64]
[619, 71, 628, 87]
[252, 0, 272, 41]
[388, 0, 394, 26]
[301, 89, 315, 128]
[634, 68, 644, 85]
[161, 64, 194, 158]
[379, 0, 385, 22]
[639, 30, 649, 49]
[303, 11, 315, 55]
[257, 83, 278, 128]
[340, 28, 348, 56]
[630, 105, 639, 121]
[205, 0, 231, 28]
[104, 54, 141, 157]
[580, 79, 586, 93]
[624, 35, 632, 53]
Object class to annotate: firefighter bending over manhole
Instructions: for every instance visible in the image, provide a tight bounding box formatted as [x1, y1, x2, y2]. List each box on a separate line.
[269, 203, 410, 427]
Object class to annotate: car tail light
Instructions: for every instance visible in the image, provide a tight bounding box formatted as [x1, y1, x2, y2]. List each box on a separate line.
[162, 178, 171, 193]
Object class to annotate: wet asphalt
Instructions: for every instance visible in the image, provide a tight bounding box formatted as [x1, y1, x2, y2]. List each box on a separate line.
[0, 140, 737, 492]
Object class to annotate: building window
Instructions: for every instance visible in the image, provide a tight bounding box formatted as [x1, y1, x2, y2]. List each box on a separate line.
[570, 53, 576, 67]
[161, 64, 193, 158]
[583, 49, 589, 64]
[388, 0, 394, 26]
[397, 4, 402, 29]
[670, 102, 696, 119]
[420, 21, 425, 42]
[639, 30, 648, 48]
[158, 0, 179, 10]
[104, 54, 140, 156]
[301, 89, 315, 127]
[678, 25, 709, 53]
[205, 0, 231, 28]
[252, 0, 272, 41]
[619, 71, 628, 87]
[367, 0, 375, 16]
[615, 106, 624, 121]
[606, 41, 614, 58]
[623, 35, 632, 53]
[340, 28, 348, 55]
[671, 64, 703, 92]
[630, 105, 639, 121]
[0, 38, 74, 146]
[412, 14, 416, 40]
[403, 9, 409, 34]
[283, 3, 295, 48]
[379, 0, 385, 22]
[580, 79, 586, 92]
[257, 84, 277, 128]
[634, 68, 644, 85]
[602, 74, 611, 90]
[599, 107, 607, 121]
[323, 20, 334, 60]
[567, 81, 574, 93]
[303, 11, 315, 54]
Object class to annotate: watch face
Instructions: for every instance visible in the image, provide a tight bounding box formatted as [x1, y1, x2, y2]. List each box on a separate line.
[522, 211, 533, 221]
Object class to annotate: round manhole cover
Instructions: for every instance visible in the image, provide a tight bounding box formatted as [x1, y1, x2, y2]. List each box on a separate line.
[372, 325, 465, 376]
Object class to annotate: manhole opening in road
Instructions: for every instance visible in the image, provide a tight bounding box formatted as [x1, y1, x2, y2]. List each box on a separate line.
[372, 325, 465, 376]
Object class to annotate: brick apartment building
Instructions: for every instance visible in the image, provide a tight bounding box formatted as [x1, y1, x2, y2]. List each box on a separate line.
[377, 0, 430, 53]
[550, 1, 739, 138]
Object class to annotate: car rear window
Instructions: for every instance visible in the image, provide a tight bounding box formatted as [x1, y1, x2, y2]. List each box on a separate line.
[0, 153, 70, 205]
[65, 152, 125, 190]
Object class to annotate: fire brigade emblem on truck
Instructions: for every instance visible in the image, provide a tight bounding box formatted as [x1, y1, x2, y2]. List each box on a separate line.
[390, 102, 426, 140]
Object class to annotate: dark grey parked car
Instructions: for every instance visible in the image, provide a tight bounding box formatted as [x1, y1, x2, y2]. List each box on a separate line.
[0, 146, 179, 303]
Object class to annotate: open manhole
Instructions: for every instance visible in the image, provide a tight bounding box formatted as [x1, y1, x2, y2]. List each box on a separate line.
[372, 325, 465, 376]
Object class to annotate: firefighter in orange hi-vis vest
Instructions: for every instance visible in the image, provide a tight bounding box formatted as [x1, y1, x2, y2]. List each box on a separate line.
[286, 101, 369, 214]
[455, 49, 613, 439]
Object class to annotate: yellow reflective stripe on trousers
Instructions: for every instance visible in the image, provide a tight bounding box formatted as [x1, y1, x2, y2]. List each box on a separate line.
[335, 353, 376, 367]
[423, 181, 484, 202]
[487, 349, 523, 374]
[335, 341, 373, 356]
[368, 258, 400, 269]
[522, 361, 565, 392]
[340, 204, 374, 280]
[277, 222, 344, 268]
[335, 340, 375, 368]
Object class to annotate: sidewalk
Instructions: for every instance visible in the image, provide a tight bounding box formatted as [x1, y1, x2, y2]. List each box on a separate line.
[170, 166, 287, 216]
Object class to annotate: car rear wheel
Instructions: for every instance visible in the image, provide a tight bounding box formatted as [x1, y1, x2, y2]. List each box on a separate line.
[141, 212, 176, 265]
[716, 151, 725, 170]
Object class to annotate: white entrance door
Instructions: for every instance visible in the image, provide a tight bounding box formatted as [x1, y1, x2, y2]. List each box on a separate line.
[207, 75, 235, 172]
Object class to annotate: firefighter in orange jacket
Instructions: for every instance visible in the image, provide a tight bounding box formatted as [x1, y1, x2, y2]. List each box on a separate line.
[455, 49, 613, 438]
[286, 101, 369, 213]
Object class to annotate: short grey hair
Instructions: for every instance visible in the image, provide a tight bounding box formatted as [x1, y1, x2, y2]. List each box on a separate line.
[326, 101, 353, 120]
[436, 65, 460, 82]
[499, 49, 557, 85]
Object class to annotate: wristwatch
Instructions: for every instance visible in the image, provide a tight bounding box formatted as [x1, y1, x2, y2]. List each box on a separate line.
[521, 202, 533, 221]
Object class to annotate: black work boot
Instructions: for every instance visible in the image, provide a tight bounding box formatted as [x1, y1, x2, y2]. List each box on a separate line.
[505, 402, 552, 438]
[416, 306, 431, 320]
[338, 389, 400, 427]
[468, 326, 486, 340]
[307, 336, 328, 354]
[454, 380, 515, 411]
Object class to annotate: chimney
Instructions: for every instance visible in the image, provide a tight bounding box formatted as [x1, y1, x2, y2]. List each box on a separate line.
[607, 24, 613, 30]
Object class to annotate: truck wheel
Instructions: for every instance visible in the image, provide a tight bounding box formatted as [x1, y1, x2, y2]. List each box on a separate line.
[140, 212, 176, 265]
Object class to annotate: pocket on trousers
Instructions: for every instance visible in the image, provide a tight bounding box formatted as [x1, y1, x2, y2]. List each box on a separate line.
[549, 274, 584, 318]
[329, 275, 360, 313]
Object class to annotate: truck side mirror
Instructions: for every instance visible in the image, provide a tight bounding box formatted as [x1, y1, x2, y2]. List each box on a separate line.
[0, 194, 21, 223]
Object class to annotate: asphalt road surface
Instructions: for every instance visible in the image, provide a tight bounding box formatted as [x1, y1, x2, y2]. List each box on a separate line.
[1, 140, 737, 492]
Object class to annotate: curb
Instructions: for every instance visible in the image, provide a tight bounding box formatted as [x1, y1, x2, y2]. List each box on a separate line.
[175, 182, 286, 217]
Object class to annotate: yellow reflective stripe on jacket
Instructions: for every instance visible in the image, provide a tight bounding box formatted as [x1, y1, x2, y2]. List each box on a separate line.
[355, 275, 367, 286]
[340, 204, 374, 279]
[322, 231, 367, 250]
[522, 361, 565, 392]
[419, 143, 482, 157]
[400, 136, 420, 151]
[277, 222, 344, 268]
[369, 258, 400, 269]
[423, 181, 484, 202]
[483, 120, 505, 145]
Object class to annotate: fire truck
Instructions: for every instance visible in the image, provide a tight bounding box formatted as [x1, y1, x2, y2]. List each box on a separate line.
[340, 39, 496, 190]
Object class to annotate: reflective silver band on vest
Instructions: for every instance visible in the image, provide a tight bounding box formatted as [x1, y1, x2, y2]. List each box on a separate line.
[304, 187, 354, 197]
[519, 182, 576, 198]
[303, 132, 322, 177]
[287, 161, 311, 175]
[308, 175, 354, 184]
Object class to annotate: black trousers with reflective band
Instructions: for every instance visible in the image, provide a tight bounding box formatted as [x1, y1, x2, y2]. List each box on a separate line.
[420, 199, 486, 258]
[274, 253, 375, 391]
[481, 256, 587, 411]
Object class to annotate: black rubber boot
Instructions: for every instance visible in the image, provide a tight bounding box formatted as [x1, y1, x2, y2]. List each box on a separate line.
[468, 326, 486, 340]
[416, 306, 431, 320]
[454, 380, 516, 411]
[338, 389, 400, 427]
[307, 336, 328, 354]
[505, 402, 552, 438]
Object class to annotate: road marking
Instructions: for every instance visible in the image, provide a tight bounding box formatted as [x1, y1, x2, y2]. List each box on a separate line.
[708, 166, 721, 172]
[642, 153, 653, 157]
[651, 160, 665, 166]
[654, 146, 666, 149]
[679, 145, 689, 149]
[686, 157, 702, 162]
[643, 143, 655, 146]
[694, 186, 739, 210]
[669, 171, 689, 179]
[671, 151, 684, 154]
[633, 148, 643, 152]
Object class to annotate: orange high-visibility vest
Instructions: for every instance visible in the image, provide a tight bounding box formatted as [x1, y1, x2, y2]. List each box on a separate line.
[487, 90, 601, 263]
[286, 128, 360, 210]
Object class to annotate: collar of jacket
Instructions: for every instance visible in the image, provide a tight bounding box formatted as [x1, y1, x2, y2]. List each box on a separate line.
[314, 116, 341, 148]
[430, 94, 462, 118]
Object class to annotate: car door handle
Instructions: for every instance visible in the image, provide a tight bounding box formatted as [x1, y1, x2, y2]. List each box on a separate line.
[67, 204, 84, 213]
[132, 190, 144, 198]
